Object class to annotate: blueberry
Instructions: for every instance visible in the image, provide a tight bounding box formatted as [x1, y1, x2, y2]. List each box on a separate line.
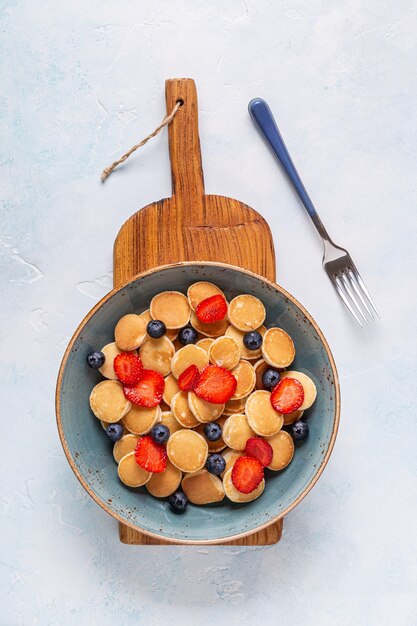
[206, 453, 226, 476]
[178, 326, 198, 346]
[262, 368, 280, 390]
[87, 350, 105, 369]
[243, 331, 263, 350]
[150, 424, 170, 444]
[105, 423, 124, 442]
[290, 420, 309, 442]
[147, 320, 166, 338]
[168, 491, 188, 513]
[204, 422, 222, 441]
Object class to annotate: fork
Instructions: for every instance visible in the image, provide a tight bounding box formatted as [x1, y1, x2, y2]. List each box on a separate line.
[248, 98, 379, 326]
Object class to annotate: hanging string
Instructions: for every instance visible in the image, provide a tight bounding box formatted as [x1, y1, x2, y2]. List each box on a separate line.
[101, 100, 182, 182]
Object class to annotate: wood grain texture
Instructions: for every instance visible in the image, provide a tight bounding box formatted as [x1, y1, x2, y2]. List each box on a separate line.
[114, 78, 280, 545]
[119, 518, 283, 546]
[114, 78, 276, 286]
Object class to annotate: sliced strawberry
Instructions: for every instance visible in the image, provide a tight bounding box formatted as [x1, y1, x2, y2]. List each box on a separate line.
[178, 364, 200, 391]
[123, 369, 164, 407]
[195, 294, 228, 324]
[244, 437, 273, 468]
[194, 364, 237, 404]
[231, 456, 264, 494]
[134, 436, 167, 473]
[114, 352, 143, 385]
[270, 377, 304, 414]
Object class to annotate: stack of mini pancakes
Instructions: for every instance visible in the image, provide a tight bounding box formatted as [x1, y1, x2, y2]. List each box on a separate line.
[88, 282, 317, 505]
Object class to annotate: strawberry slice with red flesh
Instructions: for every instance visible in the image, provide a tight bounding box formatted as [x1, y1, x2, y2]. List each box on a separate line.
[134, 436, 167, 473]
[123, 369, 164, 408]
[231, 456, 264, 494]
[195, 294, 228, 324]
[114, 352, 143, 385]
[270, 377, 304, 414]
[178, 364, 200, 391]
[194, 364, 237, 404]
[244, 437, 273, 468]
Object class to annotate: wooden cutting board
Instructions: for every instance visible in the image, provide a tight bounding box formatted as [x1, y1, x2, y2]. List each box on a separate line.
[114, 78, 282, 546]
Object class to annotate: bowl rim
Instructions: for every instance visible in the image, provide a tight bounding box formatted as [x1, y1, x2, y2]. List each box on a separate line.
[56, 261, 340, 545]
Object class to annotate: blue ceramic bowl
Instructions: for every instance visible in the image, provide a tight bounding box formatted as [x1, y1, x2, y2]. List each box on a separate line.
[56, 262, 340, 544]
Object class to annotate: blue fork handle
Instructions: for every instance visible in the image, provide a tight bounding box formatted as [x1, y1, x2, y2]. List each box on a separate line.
[248, 98, 330, 242]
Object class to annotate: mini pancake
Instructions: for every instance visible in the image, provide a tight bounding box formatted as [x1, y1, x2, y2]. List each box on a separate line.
[117, 451, 151, 487]
[262, 327, 295, 368]
[145, 460, 182, 497]
[171, 344, 209, 379]
[98, 342, 124, 379]
[245, 390, 283, 437]
[196, 337, 215, 353]
[182, 470, 225, 505]
[223, 396, 248, 415]
[167, 430, 208, 473]
[195, 417, 227, 452]
[113, 434, 140, 463]
[89, 380, 131, 423]
[162, 374, 180, 407]
[122, 404, 162, 435]
[230, 360, 256, 400]
[222, 413, 255, 450]
[171, 391, 200, 428]
[101, 420, 129, 435]
[283, 409, 304, 426]
[165, 328, 179, 342]
[150, 291, 190, 329]
[139, 336, 175, 377]
[223, 467, 265, 503]
[190, 311, 229, 338]
[101, 419, 129, 437]
[280, 370, 317, 410]
[254, 359, 269, 390]
[187, 281, 225, 311]
[228, 295, 266, 332]
[160, 410, 184, 435]
[208, 336, 241, 370]
[188, 392, 224, 423]
[225, 325, 266, 360]
[221, 448, 243, 477]
[141, 309, 178, 341]
[114, 314, 147, 351]
[139, 309, 152, 324]
[267, 430, 295, 471]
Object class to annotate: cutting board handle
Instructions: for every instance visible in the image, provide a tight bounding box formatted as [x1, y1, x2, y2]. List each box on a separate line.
[165, 78, 205, 210]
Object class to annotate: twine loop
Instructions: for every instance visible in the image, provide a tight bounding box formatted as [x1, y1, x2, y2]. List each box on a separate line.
[101, 100, 182, 182]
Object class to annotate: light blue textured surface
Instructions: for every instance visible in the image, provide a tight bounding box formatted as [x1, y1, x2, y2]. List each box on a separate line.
[1, 1, 417, 625]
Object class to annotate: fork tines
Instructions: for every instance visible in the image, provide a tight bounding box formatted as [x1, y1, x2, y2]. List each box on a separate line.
[327, 262, 379, 327]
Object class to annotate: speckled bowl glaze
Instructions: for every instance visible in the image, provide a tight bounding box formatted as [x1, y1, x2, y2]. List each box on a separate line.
[56, 262, 340, 544]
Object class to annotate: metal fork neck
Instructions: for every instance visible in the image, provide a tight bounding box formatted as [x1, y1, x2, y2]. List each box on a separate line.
[309, 208, 332, 244]
[292, 182, 332, 243]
